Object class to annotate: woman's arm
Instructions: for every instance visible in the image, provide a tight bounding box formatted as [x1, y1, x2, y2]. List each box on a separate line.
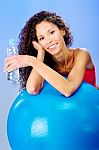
[26, 41, 45, 94]
[27, 49, 91, 97]
[4, 49, 91, 97]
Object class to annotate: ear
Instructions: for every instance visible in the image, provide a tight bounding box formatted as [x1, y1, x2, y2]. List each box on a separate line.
[60, 29, 66, 36]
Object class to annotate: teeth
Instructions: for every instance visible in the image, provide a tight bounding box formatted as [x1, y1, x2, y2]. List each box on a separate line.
[49, 44, 57, 49]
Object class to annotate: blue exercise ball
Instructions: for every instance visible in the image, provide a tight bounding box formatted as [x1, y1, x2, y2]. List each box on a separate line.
[7, 82, 99, 150]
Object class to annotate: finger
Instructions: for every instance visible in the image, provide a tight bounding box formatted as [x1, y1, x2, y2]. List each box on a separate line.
[4, 59, 14, 69]
[4, 56, 16, 67]
[4, 58, 18, 72]
[4, 63, 16, 72]
[32, 41, 42, 51]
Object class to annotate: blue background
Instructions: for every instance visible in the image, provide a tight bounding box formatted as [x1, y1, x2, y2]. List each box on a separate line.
[0, 0, 99, 149]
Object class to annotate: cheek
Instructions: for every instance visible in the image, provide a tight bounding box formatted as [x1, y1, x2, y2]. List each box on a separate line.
[38, 42, 48, 52]
[54, 32, 63, 42]
[58, 35, 64, 45]
[38, 41, 46, 48]
[57, 36, 65, 50]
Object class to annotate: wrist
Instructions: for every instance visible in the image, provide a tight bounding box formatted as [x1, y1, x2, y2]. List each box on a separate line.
[25, 55, 36, 67]
[37, 51, 45, 62]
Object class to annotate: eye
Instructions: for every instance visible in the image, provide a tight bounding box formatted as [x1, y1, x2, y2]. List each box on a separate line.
[38, 37, 44, 41]
[50, 30, 55, 34]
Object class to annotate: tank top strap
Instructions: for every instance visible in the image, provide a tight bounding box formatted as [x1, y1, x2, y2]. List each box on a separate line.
[72, 50, 76, 64]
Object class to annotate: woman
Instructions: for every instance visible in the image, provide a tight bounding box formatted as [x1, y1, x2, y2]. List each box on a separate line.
[4, 11, 96, 97]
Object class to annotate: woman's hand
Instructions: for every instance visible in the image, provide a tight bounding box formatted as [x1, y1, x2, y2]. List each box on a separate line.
[4, 55, 34, 72]
[32, 41, 45, 61]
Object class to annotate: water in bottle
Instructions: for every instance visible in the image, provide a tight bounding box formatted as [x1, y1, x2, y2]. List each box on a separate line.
[7, 39, 19, 84]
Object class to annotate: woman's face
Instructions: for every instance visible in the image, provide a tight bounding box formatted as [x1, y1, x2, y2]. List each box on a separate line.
[35, 21, 66, 56]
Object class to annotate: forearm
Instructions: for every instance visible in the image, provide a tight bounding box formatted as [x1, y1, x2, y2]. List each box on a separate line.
[26, 52, 44, 94]
[26, 69, 43, 94]
[30, 57, 75, 97]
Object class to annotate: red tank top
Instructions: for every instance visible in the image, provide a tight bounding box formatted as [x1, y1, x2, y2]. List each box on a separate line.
[83, 68, 96, 87]
[72, 50, 96, 87]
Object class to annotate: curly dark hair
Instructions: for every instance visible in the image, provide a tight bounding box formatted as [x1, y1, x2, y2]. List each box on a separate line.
[18, 10, 73, 90]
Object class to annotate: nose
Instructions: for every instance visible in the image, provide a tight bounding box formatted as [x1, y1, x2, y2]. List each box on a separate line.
[46, 36, 52, 44]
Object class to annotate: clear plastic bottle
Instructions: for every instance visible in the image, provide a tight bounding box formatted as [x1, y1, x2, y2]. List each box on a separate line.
[7, 39, 19, 84]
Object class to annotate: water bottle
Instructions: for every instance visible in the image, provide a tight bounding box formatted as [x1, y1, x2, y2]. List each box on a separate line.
[7, 39, 19, 84]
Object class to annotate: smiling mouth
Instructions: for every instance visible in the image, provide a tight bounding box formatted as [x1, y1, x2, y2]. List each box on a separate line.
[48, 43, 57, 50]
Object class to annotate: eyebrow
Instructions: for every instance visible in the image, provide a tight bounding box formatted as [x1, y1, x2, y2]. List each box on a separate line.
[37, 27, 55, 38]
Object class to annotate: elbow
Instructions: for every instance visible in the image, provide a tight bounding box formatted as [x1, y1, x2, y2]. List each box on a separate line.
[63, 92, 72, 97]
[26, 88, 36, 95]
[63, 85, 77, 97]
[26, 86, 39, 95]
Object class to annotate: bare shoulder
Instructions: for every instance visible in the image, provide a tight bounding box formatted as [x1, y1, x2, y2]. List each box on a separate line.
[73, 48, 94, 69]
[74, 48, 90, 55]
[73, 48, 91, 59]
[70, 47, 90, 56]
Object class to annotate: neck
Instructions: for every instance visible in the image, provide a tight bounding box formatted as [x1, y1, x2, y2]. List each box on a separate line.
[52, 46, 70, 64]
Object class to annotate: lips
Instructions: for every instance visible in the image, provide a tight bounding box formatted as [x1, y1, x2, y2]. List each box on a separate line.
[48, 43, 57, 50]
